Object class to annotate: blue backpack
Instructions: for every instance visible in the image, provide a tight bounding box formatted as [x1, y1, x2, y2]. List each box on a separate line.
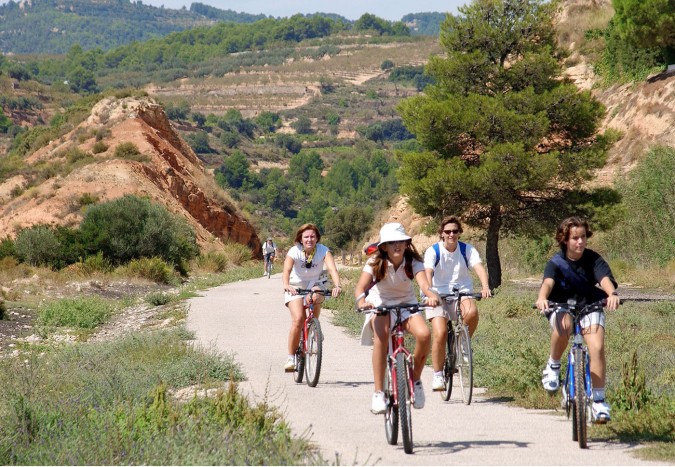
[432, 241, 469, 269]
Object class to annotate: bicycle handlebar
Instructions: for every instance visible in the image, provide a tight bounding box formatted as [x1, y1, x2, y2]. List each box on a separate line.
[533, 299, 616, 319]
[356, 303, 424, 316]
[293, 288, 333, 296]
[440, 292, 483, 301]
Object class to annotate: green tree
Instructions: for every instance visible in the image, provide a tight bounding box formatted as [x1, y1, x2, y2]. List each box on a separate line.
[324, 206, 374, 248]
[612, 0, 675, 64]
[397, 0, 616, 288]
[291, 115, 313, 135]
[14, 225, 60, 267]
[216, 151, 250, 188]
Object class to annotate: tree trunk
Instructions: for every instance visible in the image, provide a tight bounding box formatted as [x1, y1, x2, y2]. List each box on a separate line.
[485, 205, 502, 290]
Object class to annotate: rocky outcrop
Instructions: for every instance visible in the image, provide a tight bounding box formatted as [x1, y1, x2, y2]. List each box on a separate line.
[0, 96, 262, 258]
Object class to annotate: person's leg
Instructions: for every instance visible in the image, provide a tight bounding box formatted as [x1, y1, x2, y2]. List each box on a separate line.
[542, 312, 572, 391]
[310, 289, 325, 318]
[372, 315, 390, 392]
[583, 324, 606, 389]
[430, 316, 448, 372]
[460, 297, 479, 337]
[406, 314, 431, 382]
[287, 298, 306, 355]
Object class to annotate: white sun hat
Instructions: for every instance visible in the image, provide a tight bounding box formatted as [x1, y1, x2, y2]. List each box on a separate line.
[377, 222, 412, 246]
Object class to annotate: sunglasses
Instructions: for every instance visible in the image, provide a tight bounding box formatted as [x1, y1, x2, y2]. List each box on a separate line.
[443, 229, 460, 235]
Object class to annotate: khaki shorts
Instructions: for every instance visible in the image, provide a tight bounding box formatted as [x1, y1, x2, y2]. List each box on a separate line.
[548, 310, 605, 331]
[425, 296, 473, 321]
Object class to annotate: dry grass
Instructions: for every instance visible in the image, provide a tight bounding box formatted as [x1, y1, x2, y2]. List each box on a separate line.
[556, 1, 614, 52]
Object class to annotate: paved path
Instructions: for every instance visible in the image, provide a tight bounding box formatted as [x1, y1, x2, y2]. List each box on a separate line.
[187, 274, 665, 465]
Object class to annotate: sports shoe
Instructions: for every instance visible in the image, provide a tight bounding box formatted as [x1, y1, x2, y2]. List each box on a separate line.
[592, 400, 611, 424]
[371, 391, 386, 414]
[284, 356, 296, 372]
[432, 373, 445, 391]
[541, 363, 561, 393]
[413, 380, 425, 409]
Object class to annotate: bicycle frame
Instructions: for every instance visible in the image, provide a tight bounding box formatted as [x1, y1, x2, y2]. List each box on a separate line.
[543, 299, 606, 449]
[387, 307, 416, 410]
[293, 288, 331, 386]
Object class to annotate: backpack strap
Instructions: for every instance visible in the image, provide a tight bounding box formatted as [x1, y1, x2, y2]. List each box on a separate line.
[550, 252, 594, 296]
[433, 241, 469, 268]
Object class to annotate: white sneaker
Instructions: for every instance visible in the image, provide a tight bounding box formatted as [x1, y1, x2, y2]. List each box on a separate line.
[371, 391, 386, 414]
[542, 363, 561, 393]
[413, 380, 425, 409]
[432, 373, 445, 391]
[592, 400, 611, 424]
[284, 356, 296, 372]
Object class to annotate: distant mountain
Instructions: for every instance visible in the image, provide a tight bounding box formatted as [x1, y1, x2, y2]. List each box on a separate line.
[0, 0, 267, 54]
[401, 12, 447, 36]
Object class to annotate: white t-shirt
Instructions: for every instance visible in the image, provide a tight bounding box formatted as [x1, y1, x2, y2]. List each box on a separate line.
[363, 257, 425, 307]
[423, 241, 482, 294]
[262, 242, 276, 255]
[287, 243, 329, 287]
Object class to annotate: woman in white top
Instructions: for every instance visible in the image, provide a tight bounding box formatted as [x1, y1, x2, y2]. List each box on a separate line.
[282, 223, 341, 372]
[424, 215, 491, 391]
[355, 223, 440, 414]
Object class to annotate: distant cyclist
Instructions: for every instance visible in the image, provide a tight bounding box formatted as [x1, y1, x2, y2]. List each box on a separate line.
[423, 215, 491, 392]
[262, 237, 277, 276]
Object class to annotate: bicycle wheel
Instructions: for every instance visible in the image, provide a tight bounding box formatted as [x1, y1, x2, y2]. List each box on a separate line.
[573, 347, 587, 448]
[396, 353, 413, 454]
[441, 325, 455, 401]
[267, 260, 273, 278]
[293, 342, 305, 384]
[384, 359, 398, 445]
[456, 324, 473, 405]
[305, 318, 323, 387]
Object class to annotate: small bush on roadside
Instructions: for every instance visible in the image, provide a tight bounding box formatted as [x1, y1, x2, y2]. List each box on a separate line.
[221, 242, 252, 266]
[123, 257, 177, 284]
[38, 296, 116, 329]
[193, 252, 229, 273]
[146, 291, 174, 306]
[114, 142, 150, 162]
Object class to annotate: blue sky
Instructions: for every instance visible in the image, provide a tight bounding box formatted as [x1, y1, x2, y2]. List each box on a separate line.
[136, 0, 468, 21]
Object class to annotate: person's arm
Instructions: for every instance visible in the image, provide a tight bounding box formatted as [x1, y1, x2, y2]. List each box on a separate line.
[323, 251, 341, 297]
[416, 270, 440, 307]
[536, 278, 555, 312]
[472, 263, 491, 298]
[282, 255, 297, 294]
[424, 268, 434, 287]
[354, 270, 374, 309]
[599, 276, 620, 311]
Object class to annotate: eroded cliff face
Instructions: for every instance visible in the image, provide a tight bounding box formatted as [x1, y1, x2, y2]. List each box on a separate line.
[0, 96, 262, 258]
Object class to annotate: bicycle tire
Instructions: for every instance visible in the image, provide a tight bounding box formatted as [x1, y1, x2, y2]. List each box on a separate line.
[573, 346, 587, 448]
[293, 342, 305, 384]
[441, 325, 455, 401]
[305, 318, 323, 387]
[456, 324, 473, 405]
[396, 353, 413, 454]
[384, 359, 398, 445]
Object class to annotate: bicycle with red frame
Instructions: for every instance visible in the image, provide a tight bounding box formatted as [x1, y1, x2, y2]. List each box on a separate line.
[357, 302, 422, 454]
[292, 288, 332, 387]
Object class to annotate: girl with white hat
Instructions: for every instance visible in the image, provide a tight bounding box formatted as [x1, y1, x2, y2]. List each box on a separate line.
[355, 222, 440, 414]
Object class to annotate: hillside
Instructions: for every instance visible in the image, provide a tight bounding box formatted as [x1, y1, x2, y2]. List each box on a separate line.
[0, 0, 267, 54]
[0, 95, 261, 256]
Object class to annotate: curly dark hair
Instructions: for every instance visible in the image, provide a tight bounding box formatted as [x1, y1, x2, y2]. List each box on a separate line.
[555, 217, 593, 248]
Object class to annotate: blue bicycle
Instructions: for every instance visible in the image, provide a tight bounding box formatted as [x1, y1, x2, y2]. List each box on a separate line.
[540, 298, 607, 449]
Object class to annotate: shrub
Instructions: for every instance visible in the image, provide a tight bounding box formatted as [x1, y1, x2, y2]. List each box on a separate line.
[381, 59, 395, 70]
[146, 291, 174, 306]
[14, 225, 60, 267]
[291, 116, 312, 135]
[79, 195, 199, 269]
[114, 142, 149, 162]
[92, 141, 108, 154]
[124, 257, 176, 284]
[0, 237, 16, 260]
[38, 296, 115, 329]
[222, 242, 252, 266]
[78, 193, 99, 206]
[193, 251, 229, 273]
